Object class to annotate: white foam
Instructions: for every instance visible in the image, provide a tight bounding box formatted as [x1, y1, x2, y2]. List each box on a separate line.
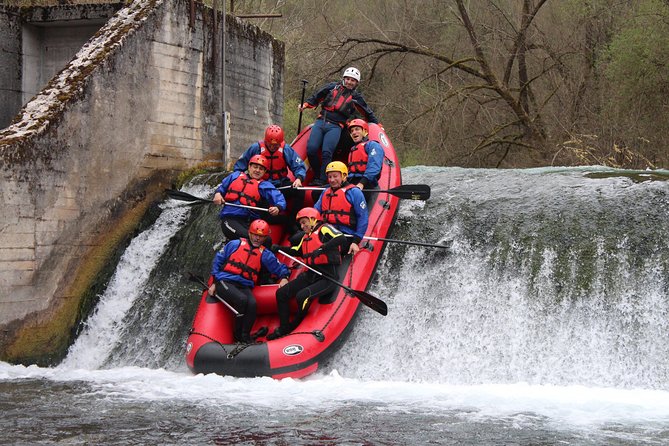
[2, 361, 668, 428]
[60, 191, 198, 369]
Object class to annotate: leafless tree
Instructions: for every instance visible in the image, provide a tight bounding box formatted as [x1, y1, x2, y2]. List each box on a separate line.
[330, 0, 576, 166]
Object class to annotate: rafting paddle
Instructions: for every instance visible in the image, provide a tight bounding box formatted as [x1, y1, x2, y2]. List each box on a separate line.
[187, 272, 242, 317]
[288, 184, 431, 200]
[346, 235, 451, 249]
[276, 251, 388, 316]
[165, 189, 270, 212]
[365, 184, 430, 200]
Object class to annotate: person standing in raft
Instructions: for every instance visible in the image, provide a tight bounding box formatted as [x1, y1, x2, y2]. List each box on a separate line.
[233, 124, 307, 229]
[345, 118, 384, 190]
[298, 67, 379, 186]
[209, 219, 290, 344]
[267, 207, 347, 340]
[313, 161, 368, 256]
[213, 154, 286, 245]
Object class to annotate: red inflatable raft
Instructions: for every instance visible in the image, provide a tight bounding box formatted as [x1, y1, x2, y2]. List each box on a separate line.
[185, 123, 402, 379]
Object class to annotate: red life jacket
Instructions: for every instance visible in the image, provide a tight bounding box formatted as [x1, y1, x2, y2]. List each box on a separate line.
[222, 238, 264, 284]
[321, 184, 357, 227]
[258, 141, 288, 181]
[348, 141, 369, 175]
[223, 172, 261, 207]
[300, 224, 342, 266]
[322, 84, 354, 116]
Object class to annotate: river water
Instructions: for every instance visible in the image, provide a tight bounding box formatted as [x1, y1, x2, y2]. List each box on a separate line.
[2, 167, 669, 445]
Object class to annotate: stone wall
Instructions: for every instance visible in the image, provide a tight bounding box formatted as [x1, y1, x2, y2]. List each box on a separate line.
[0, 7, 23, 130]
[225, 17, 285, 153]
[0, 0, 284, 363]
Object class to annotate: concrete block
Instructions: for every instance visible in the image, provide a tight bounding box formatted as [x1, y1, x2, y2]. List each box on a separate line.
[0, 0, 284, 338]
[0, 248, 35, 262]
[0, 232, 35, 249]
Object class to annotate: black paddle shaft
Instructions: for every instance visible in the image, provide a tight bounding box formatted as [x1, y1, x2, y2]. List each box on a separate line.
[297, 79, 309, 134]
[295, 184, 430, 201]
[165, 189, 269, 212]
[166, 189, 212, 203]
[361, 236, 451, 249]
[277, 251, 388, 316]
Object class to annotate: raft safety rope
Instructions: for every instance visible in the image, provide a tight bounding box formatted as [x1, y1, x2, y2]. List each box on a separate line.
[189, 328, 261, 359]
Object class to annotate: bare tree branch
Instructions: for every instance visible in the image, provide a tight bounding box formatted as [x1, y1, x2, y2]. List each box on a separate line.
[503, 0, 550, 85]
[455, 0, 545, 143]
[340, 37, 486, 79]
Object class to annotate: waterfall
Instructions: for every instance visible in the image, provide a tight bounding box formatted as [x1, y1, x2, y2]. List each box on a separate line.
[334, 167, 669, 389]
[59, 167, 669, 390]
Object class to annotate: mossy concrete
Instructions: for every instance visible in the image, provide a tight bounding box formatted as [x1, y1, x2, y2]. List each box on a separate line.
[0, 172, 171, 365]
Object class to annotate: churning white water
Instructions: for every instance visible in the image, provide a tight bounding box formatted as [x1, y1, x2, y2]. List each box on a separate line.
[59, 189, 199, 370]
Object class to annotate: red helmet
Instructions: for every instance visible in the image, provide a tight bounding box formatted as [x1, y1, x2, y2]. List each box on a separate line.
[249, 154, 269, 169]
[347, 119, 369, 133]
[264, 125, 284, 146]
[249, 219, 270, 236]
[295, 207, 322, 223]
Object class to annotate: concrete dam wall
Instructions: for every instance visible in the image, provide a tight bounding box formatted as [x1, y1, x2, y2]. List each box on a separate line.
[0, 0, 284, 364]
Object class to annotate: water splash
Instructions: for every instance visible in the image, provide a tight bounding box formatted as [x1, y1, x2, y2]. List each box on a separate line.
[332, 167, 669, 389]
[56, 167, 669, 390]
[59, 187, 205, 370]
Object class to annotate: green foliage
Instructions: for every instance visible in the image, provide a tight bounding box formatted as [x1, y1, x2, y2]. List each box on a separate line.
[398, 147, 429, 167]
[282, 97, 300, 142]
[602, 0, 669, 109]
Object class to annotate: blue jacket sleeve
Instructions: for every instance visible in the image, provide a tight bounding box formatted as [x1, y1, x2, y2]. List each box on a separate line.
[283, 144, 307, 181]
[347, 187, 369, 242]
[362, 141, 385, 186]
[260, 181, 287, 211]
[233, 143, 261, 172]
[261, 249, 291, 279]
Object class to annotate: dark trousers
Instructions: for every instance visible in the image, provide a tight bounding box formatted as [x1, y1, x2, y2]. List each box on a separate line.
[215, 280, 257, 343]
[275, 270, 337, 331]
[306, 119, 342, 182]
[278, 187, 305, 234]
[220, 216, 250, 240]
